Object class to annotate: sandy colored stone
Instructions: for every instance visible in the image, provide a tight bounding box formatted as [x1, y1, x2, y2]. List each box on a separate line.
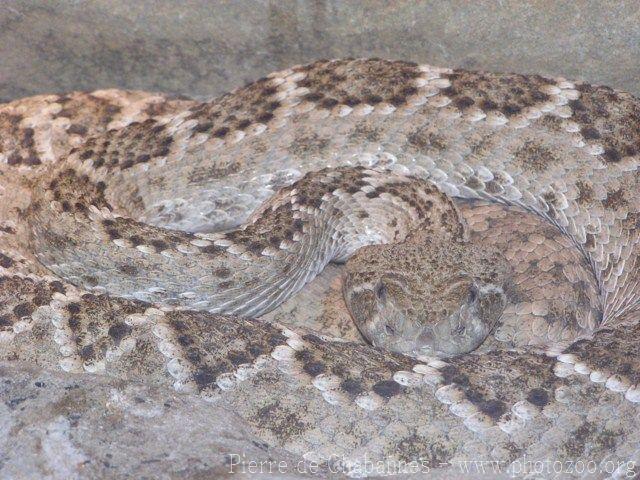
[1, 1, 639, 102]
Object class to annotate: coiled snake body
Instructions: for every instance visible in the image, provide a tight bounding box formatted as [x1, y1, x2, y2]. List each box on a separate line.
[1, 59, 640, 477]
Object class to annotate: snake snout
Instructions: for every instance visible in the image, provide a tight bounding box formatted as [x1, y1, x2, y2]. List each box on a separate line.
[345, 268, 507, 358]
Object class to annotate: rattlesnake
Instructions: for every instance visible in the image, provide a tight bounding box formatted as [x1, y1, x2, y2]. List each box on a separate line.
[1, 58, 640, 478]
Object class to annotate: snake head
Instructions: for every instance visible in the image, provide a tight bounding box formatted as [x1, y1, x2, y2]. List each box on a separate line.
[343, 237, 509, 358]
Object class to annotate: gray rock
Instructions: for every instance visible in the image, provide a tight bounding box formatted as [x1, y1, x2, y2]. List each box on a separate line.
[0, 361, 315, 479]
[1, 1, 639, 102]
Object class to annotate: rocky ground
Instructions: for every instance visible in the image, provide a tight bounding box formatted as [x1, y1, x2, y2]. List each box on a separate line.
[1, 1, 639, 102]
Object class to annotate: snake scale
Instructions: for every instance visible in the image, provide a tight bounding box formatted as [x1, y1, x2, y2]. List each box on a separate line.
[2, 58, 640, 478]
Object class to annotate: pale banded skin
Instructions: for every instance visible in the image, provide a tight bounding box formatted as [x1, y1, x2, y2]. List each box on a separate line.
[27, 148, 509, 357]
[1, 59, 640, 477]
[26, 165, 468, 320]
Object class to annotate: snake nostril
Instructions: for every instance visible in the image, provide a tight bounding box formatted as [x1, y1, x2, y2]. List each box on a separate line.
[375, 282, 387, 302]
[468, 284, 478, 303]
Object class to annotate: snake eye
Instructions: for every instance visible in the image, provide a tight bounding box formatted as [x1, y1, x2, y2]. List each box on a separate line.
[374, 281, 387, 302]
[468, 284, 478, 303]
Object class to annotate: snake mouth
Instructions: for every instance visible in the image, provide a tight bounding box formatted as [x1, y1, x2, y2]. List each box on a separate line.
[419, 283, 506, 357]
[422, 302, 486, 357]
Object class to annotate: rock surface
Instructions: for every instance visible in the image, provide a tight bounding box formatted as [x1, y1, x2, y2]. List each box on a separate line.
[1, 1, 639, 101]
[0, 361, 317, 480]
